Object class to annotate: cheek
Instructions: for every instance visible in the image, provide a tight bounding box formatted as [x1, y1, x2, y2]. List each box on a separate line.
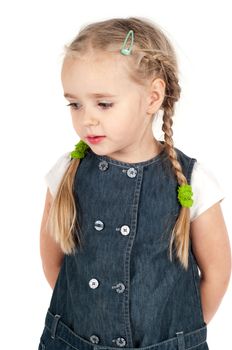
[110, 104, 135, 126]
[71, 115, 81, 132]
[71, 115, 76, 127]
[105, 113, 132, 133]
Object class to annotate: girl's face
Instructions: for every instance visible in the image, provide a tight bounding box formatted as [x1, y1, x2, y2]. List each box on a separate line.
[61, 53, 164, 163]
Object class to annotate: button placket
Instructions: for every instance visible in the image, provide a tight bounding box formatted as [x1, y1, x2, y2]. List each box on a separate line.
[96, 159, 134, 349]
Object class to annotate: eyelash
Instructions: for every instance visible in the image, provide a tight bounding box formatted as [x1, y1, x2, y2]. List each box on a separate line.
[66, 102, 113, 110]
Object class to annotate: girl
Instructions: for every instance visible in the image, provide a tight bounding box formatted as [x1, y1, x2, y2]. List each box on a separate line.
[38, 17, 231, 350]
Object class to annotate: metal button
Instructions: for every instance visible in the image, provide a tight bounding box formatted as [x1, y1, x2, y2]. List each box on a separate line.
[127, 167, 137, 178]
[94, 220, 105, 231]
[112, 282, 125, 293]
[112, 337, 126, 347]
[90, 334, 100, 344]
[99, 160, 109, 171]
[120, 225, 130, 236]
[89, 278, 99, 289]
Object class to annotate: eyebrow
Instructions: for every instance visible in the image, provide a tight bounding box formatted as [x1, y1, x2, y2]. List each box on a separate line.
[64, 92, 117, 99]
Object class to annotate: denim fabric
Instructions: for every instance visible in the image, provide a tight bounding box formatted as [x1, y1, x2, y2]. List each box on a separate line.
[38, 140, 209, 349]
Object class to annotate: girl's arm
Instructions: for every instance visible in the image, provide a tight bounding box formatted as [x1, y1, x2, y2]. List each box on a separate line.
[39, 188, 65, 289]
[190, 201, 231, 324]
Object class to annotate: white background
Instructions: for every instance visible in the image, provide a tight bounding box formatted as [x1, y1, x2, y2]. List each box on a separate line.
[0, 1, 231, 349]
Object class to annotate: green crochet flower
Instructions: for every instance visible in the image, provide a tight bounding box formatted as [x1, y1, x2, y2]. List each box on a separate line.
[70, 140, 90, 159]
[177, 184, 194, 208]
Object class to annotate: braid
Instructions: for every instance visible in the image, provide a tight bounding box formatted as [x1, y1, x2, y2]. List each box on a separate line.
[159, 58, 191, 270]
[139, 50, 191, 269]
[161, 67, 186, 186]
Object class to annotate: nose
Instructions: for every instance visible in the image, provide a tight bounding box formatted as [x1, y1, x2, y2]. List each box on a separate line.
[82, 110, 99, 127]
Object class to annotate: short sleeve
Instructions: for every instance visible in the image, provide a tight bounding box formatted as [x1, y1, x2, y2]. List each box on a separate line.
[44, 152, 71, 197]
[190, 161, 226, 222]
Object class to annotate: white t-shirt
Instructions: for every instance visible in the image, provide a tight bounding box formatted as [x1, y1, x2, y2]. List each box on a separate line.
[45, 152, 225, 223]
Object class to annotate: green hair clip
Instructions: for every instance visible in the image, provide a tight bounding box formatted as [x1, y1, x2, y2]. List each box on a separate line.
[70, 140, 90, 159]
[177, 184, 194, 208]
[120, 30, 134, 56]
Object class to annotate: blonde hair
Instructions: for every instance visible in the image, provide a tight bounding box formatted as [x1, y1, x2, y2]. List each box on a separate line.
[47, 17, 191, 270]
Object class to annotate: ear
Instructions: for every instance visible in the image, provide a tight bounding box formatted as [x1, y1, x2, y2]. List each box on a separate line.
[146, 78, 166, 115]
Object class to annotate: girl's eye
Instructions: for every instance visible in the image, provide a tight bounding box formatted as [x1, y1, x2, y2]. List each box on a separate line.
[66, 102, 113, 110]
[98, 102, 113, 109]
[66, 103, 80, 110]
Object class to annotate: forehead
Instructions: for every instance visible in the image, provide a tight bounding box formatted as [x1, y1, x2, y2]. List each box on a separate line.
[61, 54, 142, 96]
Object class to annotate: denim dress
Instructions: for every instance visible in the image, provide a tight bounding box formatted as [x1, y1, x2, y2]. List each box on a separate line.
[38, 141, 209, 350]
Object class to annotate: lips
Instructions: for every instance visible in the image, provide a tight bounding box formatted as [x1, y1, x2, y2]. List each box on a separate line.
[87, 135, 104, 138]
[86, 135, 106, 144]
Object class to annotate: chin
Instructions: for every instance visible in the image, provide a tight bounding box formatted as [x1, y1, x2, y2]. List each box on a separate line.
[89, 147, 107, 156]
